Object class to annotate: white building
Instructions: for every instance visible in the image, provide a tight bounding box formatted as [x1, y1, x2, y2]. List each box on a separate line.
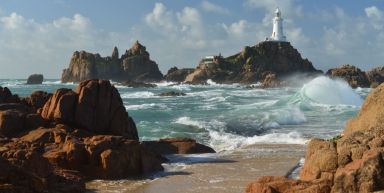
[266, 8, 287, 42]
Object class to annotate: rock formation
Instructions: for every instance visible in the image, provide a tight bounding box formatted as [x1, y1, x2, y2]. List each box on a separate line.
[164, 67, 194, 82]
[41, 80, 138, 139]
[326, 64, 370, 88]
[61, 41, 163, 83]
[245, 82, 384, 193]
[185, 41, 321, 84]
[0, 79, 215, 192]
[367, 66, 384, 88]
[27, 74, 44, 84]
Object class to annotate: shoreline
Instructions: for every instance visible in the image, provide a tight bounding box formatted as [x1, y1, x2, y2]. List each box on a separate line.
[86, 144, 306, 193]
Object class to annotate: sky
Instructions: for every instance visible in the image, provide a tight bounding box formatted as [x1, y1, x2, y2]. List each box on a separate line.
[0, 0, 383, 78]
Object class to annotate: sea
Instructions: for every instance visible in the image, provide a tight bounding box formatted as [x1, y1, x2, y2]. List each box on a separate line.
[0, 76, 371, 192]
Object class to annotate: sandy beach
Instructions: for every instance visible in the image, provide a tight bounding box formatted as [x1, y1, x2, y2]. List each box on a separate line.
[86, 144, 305, 193]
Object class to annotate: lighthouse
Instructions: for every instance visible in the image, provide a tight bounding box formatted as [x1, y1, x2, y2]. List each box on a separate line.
[266, 8, 287, 42]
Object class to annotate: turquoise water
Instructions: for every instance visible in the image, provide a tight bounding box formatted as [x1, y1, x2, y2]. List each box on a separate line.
[0, 76, 370, 152]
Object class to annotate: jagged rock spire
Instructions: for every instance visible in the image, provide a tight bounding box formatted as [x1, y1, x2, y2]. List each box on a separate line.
[112, 46, 119, 59]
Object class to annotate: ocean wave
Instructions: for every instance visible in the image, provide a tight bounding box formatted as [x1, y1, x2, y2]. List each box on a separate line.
[120, 91, 156, 99]
[300, 76, 363, 106]
[125, 103, 169, 110]
[271, 107, 307, 125]
[209, 130, 307, 152]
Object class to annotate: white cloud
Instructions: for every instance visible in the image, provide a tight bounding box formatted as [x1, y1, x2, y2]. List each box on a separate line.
[145, 3, 176, 33]
[222, 20, 249, 38]
[0, 12, 119, 78]
[365, 6, 384, 30]
[201, 1, 230, 15]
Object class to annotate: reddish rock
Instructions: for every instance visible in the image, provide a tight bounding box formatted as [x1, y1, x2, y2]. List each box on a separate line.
[22, 90, 52, 113]
[245, 176, 331, 193]
[40, 88, 77, 124]
[344, 83, 384, 136]
[0, 110, 25, 138]
[41, 80, 138, 139]
[41, 134, 164, 180]
[299, 139, 338, 181]
[0, 141, 85, 193]
[75, 80, 138, 138]
[142, 138, 215, 155]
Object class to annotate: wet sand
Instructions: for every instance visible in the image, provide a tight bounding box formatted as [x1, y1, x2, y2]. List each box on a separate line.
[86, 144, 305, 193]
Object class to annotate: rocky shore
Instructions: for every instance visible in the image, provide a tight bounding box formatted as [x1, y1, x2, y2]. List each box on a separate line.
[245, 83, 384, 193]
[0, 80, 214, 193]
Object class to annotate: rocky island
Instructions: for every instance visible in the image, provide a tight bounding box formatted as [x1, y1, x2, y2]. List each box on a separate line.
[180, 41, 322, 84]
[61, 41, 163, 83]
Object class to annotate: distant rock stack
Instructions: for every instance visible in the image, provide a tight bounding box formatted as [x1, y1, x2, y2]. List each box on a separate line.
[27, 74, 44, 84]
[61, 41, 163, 83]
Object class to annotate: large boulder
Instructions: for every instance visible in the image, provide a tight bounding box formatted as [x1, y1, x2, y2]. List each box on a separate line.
[186, 41, 321, 84]
[61, 41, 163, 83]
[26, 74, 44, 84]
[41, 80, 138, 139]
[367, 66, 384, 88]
[142, 138, 215, 155]
[326, 64, 370, 88]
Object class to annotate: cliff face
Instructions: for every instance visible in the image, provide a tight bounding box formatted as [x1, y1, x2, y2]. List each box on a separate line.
[185, 41, 321, 84]
[61, 41, 163, 83]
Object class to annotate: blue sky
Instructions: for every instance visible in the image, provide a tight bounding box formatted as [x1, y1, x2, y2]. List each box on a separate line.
[0, 0, 383, 78]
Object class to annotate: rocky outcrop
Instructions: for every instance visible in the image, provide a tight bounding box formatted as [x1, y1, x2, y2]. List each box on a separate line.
[61, 41, 163, 83]
[158, 91, 186, 97]
[41, 79, 138, 139]
[367, 66, 384, 88]
[245, 83, 384, 193]
[326, 64, 370, 88]
[186, 41, 321, 84]
[26, 74, 44, 84]
[18, 126, 165, 179]
[142, 138, 215, 155]
[164, 67, 194, 82]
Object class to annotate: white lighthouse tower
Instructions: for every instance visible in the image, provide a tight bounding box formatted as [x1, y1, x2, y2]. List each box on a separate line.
[266, 8, 287, 42]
